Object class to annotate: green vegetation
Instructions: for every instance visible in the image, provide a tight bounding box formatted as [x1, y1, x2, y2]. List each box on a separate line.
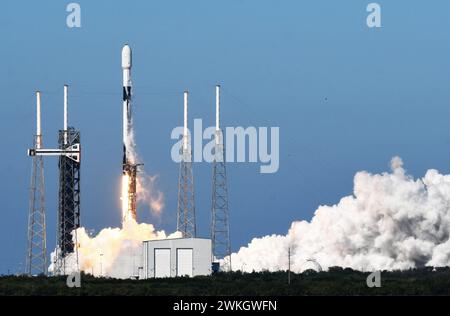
[1, 267, 450, 296]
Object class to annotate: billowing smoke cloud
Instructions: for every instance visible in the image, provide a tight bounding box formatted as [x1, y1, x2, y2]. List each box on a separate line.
[136, 174, 164, 215]
[50, 220, 181, 278]
[231, 157, 450, 272]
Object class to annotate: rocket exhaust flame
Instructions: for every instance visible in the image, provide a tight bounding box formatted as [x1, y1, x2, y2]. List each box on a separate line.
[121, 175, 131, 222]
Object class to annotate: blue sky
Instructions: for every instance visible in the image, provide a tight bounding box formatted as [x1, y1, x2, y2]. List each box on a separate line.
[2, 0, 450, 274]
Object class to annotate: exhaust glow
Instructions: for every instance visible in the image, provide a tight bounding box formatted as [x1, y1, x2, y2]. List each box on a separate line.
[121, 174, 133, 223]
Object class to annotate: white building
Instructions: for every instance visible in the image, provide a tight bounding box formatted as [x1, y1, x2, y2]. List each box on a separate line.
[142, 238, 211, 278]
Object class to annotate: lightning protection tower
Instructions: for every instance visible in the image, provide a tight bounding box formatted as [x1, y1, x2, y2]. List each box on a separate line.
[211, 85, 231, 272]
[26, 91, 47, 276]
[177, 91, 196, 238]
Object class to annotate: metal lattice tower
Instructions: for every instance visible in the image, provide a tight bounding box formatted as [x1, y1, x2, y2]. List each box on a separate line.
[211, 85, 231, 271]
[55, 127, 81, 274]
[26, 91, 47, 276]
[177, 91, 196, 238]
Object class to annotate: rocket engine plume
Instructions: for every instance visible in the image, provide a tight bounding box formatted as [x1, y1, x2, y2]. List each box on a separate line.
[230, 157, 450, 272]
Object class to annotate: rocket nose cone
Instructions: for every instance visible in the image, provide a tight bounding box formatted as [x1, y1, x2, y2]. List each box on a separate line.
[122, 44, 132, 69]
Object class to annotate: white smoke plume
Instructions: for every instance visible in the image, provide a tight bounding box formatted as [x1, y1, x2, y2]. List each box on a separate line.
[49, 220, 181, 278]
[231, 157, 450, 272]
[136, 174, 164, 215]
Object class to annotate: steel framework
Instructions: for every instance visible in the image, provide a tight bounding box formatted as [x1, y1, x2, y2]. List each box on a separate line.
[177, 143, 196, 238]
[177, 91, 196, 238]
[26, 136, 47, 276]
[55, 127, 80, 274]
[211, 85, 231, 271]
[211, 133, 231, 271]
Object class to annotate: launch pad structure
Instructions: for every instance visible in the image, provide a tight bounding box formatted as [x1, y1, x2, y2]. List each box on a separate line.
[55, 127, 81, 273]
[54, 85, 81, 275]
[27, 85, 81, 275]
[25, 45, 232, 278]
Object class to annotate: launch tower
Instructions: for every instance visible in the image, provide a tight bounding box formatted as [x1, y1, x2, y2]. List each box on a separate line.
[55, 85, 81, 274]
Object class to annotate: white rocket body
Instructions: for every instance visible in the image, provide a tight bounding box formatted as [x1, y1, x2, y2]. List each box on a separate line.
[122, 44, 132, 171]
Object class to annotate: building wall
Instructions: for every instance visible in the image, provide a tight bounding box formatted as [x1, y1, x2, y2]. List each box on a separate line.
[142, 238, 211, 278]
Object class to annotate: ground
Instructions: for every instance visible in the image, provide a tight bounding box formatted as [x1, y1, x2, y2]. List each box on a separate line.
[1, 267, 450, 295]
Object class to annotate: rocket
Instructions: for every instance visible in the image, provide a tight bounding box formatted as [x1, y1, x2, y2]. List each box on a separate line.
[121, 44, 139, 222]
[122, 44, 132, 173]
